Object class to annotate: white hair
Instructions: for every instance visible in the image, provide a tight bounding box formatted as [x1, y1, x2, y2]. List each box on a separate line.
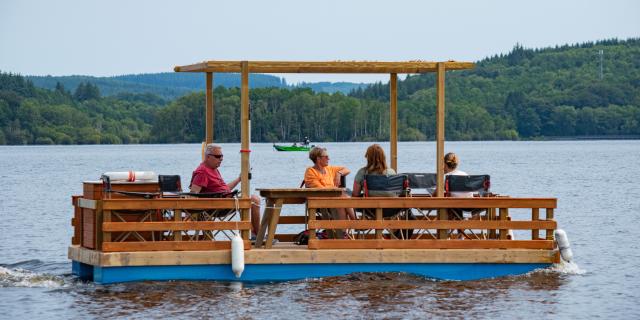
[204, 143, 222, 155]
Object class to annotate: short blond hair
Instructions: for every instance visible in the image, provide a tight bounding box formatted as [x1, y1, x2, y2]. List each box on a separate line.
[309, 147, 327, 163]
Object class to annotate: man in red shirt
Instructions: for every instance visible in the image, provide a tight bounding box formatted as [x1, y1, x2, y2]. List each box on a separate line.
[190, 144, 261, 236]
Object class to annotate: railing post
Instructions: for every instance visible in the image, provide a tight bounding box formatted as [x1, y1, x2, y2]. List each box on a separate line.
[499, 208, 508, 239]
[531, 208, 539, 240]
[488, 208, 497, 239]
[546, 208, 554, 240]
[437, 209, 448, 239]
[308, 206, 316, 249]
[375, 208, 383, 239]
[174, 209, 182, 241]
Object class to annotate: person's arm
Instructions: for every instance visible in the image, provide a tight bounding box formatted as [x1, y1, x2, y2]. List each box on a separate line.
[190, 172, 206, 193]
[352, 180, 361, 197]
[227, 176, 241, 190]
[190, 184, 203, 193]
[332, 166, 350, 187]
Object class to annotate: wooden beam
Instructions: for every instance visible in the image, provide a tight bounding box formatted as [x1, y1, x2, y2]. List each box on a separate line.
[102, 240, 251, 252]
[205, 72, 214, 144]
[103, 221, 252, 232]
[309, 220, 557, 230]
[435, 62, 445, 197]
[240, 61, 250, 240]
[69, 245, 556, 266]
[308, 239, 554, 250]
[101, 198, 252, 210]
[390, 73, 398, 171]
[174, 61, 475, 74]
[306, 197, 557, 209]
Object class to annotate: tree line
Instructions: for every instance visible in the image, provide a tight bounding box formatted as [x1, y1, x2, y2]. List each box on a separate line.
[1, 38, 639, 145]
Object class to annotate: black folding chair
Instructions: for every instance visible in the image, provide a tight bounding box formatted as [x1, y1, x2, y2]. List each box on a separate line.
[357, 174, 413, 239]
[444, 174, 491, 239]
[401, 173, 438, 238]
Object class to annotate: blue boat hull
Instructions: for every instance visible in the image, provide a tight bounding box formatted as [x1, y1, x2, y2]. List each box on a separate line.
[72, 261, 550, 284]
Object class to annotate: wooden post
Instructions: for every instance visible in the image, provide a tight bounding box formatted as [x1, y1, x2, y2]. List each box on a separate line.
[531, 208, 539, 240]
[240, 61, 250, 240]
[437, 209, 448, 239]
[390, 73, 398, 171]
[375, 208, 383, 239]
[435, 63, 445, 197]
[307, 206, 316, 249]
[499, 208, 509, 240]
[546, 208, 554, 240]
[174, 209, 182, 241]
[206, 72, 214, 144]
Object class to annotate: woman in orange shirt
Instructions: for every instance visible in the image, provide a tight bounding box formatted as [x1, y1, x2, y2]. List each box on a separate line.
[304, 147, 356, 220]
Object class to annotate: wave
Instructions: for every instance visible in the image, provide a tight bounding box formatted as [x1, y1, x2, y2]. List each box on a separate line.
[548, 260, 587, 275]
[0, 260, 69, 288]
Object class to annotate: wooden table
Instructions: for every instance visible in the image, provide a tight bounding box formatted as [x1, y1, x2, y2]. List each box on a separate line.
[255, 188, 344, 248]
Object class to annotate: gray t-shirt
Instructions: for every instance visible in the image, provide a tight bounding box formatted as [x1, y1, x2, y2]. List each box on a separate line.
[354, 167, 397, 197]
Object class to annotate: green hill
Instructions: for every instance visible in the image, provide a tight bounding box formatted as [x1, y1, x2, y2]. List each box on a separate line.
[2, 38, 639, 145]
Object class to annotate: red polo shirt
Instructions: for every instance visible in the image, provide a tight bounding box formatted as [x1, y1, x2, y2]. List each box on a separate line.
[190, 163, 231, 193]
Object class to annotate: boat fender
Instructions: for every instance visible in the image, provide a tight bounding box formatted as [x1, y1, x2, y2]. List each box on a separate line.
[554, 229, 573, 262]
[103, 171, 157, 182]
[231, 233, 245, 278]
[507, 230, 515, 240]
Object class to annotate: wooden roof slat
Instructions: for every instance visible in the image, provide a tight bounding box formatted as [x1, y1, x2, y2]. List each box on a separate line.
[174, 60, 474, 73]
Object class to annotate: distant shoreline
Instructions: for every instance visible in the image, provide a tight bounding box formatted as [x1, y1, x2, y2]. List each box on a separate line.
[1, 136, 639, 146]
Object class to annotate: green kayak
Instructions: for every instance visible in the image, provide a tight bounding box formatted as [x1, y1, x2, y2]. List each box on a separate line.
[273, 144, 312, 151]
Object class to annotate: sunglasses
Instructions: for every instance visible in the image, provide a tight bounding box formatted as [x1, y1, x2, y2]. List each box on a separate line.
[208, 154, 223, 159]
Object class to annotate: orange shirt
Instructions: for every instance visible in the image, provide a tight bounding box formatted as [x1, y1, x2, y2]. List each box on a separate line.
[304, 165, 345, 188]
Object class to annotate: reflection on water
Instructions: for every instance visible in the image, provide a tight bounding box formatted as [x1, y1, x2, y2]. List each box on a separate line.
[57, 271, 566, 318]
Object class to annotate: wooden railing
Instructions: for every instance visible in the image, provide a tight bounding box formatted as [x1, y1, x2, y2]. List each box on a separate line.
[306, 197, 557, 250]
[73, 197, 253, 252]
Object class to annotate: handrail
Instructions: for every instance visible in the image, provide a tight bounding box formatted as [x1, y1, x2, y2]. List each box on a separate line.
[306, 197, 557, 209]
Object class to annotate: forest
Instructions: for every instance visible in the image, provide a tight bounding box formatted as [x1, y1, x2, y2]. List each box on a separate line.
[1, 38, 638, 145]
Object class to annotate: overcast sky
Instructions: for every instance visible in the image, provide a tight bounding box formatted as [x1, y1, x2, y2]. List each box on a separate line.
[1, 0, 638, 84]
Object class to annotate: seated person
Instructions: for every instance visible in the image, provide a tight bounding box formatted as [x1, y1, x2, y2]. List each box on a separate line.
[190, 143, 261, 236]
[352, 144, 396, 197]
[304, 147, 356, 220]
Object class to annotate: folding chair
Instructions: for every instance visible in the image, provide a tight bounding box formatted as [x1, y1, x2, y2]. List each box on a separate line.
[444, 174, 491, 239]
[357, 174, 413, 240]
[401, 173, 438, 239]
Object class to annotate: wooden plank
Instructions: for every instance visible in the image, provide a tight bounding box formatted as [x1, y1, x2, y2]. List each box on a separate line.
[375, 208, 383, 239]
[254, 198, 273, 248]
[103, 210, 111, 243]
[309, 220, 557, 230]
[266, 199, 284, 249]
[174, 61, 475, 74]
[102, 198, 252, 210]
[532, 208, 540, 240]
[546, 208, 555, 240]
[278, 216, 306, 224]
[205, 72, 214, 144]
[78, 198, 97, 210]
[103, 221, 252, 232]
[488, 207, 497, 239]
[69, 245, 556, 266]
[306, 197, 557, 209]
[390, 73, 398, 171]
[308, 239, 554, 250]
[438, 208, 448, 239]
[499, 208, 508, 240]
[95, 202, 103, 250]
[174, 209, 182, 241]
[102, 240, 251, 252]
[436, 62, 445, 197]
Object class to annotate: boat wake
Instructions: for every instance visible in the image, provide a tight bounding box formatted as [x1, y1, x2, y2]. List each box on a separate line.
[0, 263, 67, 288]
[548, 260, 587, 275]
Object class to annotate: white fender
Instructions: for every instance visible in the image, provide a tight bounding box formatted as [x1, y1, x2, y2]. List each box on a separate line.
[554, 229, 573, 262]
[103, 171, 157, 182]
[507, 230, 515, 240]
[231, 233, 245, 278]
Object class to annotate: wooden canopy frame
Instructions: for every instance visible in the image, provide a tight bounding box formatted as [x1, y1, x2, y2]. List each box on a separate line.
[174, 60, 475, 200]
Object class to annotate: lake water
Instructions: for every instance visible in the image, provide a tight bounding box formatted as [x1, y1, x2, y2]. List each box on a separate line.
[1, 141, 639, 318]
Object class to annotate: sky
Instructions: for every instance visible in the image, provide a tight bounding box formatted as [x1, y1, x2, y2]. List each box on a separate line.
[1, 0, 638, 84]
